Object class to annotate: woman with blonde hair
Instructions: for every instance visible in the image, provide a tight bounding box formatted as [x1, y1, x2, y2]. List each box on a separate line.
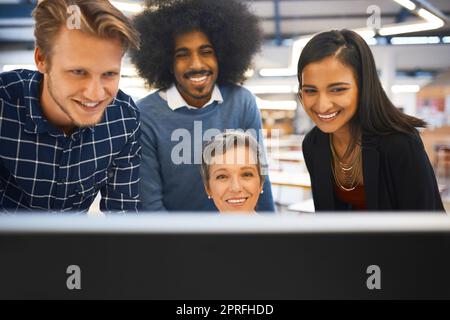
[201, 131, 267, 213]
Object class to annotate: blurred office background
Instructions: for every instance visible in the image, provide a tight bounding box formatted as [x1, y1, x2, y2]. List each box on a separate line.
[1, 0, 449, 213]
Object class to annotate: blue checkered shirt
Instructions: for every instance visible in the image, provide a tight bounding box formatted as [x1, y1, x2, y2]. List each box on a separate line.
[0, 70, 141, 213]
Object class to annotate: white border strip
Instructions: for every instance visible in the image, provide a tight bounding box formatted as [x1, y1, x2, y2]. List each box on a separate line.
[0, 214, 449, 234]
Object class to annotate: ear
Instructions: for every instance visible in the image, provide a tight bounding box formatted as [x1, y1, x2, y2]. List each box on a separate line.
[34, 47, 47, 74]
[297, 91, 303, 105]
[204, 184, 212, 199]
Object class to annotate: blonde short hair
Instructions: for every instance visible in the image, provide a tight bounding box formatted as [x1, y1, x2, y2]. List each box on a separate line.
[33, 0, 139, 64]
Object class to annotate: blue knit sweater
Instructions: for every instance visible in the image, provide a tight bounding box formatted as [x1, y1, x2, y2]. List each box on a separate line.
[137, 84, 275, 212]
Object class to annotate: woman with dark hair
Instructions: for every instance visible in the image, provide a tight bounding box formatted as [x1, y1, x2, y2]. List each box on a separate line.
[298, 29, 444, 212]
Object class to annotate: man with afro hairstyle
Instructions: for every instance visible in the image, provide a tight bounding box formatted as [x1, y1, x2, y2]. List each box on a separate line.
[131, 0, 275, 212]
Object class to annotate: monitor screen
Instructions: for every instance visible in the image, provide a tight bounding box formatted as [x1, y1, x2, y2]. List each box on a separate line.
[0, 214, 449, 299]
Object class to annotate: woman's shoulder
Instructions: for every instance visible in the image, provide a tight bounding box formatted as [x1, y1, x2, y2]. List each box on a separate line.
[376, 131, 423, 153]
[303, 126, 327, 148]
[371, 131, 429, 166]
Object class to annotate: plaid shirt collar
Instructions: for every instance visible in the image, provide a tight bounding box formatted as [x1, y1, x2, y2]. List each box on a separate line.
[23, 71, 94, 139]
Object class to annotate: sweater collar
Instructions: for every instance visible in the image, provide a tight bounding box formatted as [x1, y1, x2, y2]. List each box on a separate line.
[159, 84, 223, 111]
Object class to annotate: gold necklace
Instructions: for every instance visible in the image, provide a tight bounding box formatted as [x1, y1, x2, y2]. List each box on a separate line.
[329, 136, 362, 192]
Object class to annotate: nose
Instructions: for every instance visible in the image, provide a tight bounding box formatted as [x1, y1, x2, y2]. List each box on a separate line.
[229, 175, 243, 193]
[190, 52, 206, 70]
[84, 78, 105, 102]
[316, 93, 334, 113]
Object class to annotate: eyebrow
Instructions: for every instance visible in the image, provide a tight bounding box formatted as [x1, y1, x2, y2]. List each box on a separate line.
[67, 68, 120, 75]
[211, 168, 227, 175]
[302, 82, 352, 89]
[211, 165, 257, 175]
[240, 166, 257, 171]
[104, 69, 120, 74]
[175, 44, 214, 54]
[199, 44, 214, 50]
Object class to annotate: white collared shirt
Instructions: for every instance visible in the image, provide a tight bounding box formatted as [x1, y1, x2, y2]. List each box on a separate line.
[159, 84, 224, 110]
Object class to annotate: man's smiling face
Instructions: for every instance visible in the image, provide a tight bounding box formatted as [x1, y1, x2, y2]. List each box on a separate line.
[172, 30, 219, 108]
[35, 27, 123, 134]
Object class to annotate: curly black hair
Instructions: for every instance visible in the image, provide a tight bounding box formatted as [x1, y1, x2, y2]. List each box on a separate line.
[130, 0, 262, 89]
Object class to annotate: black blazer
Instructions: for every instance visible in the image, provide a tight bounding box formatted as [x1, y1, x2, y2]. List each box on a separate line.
[302, 127, 445, 212]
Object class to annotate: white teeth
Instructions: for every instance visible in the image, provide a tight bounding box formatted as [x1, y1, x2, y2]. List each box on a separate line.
[190, 76, 207, 82]
[80, 102, 99, 108]
[226, 198, 246, 204]
[317, 111, 338, 119]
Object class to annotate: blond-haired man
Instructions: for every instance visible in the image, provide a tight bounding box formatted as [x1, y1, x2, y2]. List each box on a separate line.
[0, 0, 141, 213]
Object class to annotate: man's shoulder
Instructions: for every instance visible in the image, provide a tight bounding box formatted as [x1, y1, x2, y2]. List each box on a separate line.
[0, 69, 35, 83]
[0, 69, 37, 99]
[112, 89, 139, 115]
[0, 70, 39, 125]
[100, 90, 140, 134]
[136, 90, 165, 111]
[219, 83, 254, 101]
[218, 84, 259, 120]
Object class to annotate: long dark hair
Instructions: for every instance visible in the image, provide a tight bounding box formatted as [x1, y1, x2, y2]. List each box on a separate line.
[297, 29, 426, 155]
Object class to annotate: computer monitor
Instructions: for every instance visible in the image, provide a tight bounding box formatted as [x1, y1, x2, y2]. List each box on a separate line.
[0, 214, 449, 299]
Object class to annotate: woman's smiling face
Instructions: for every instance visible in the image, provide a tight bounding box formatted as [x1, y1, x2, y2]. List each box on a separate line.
[206, 145, 262, 213]
[300, 56, 359, 136]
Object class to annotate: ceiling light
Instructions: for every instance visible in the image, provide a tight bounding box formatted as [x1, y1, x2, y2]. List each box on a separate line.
[3, 64, 36, 72]
[259, 1, 445, 77]
[259, 30, 375, 77]
[417, 8, 444, 24]
[365, 37, 378, 46]
[390, 36, 440, 45]
[244, 69, 255, 78]
[110, 1, 144, 14]
[259, 68, 297, 77]
[391, 85, 420, 93]
[255, 98, 298, 110]
[393, 0, 416, 11]
[245, 85, 296, 94]
[379, 8, 444, 36]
